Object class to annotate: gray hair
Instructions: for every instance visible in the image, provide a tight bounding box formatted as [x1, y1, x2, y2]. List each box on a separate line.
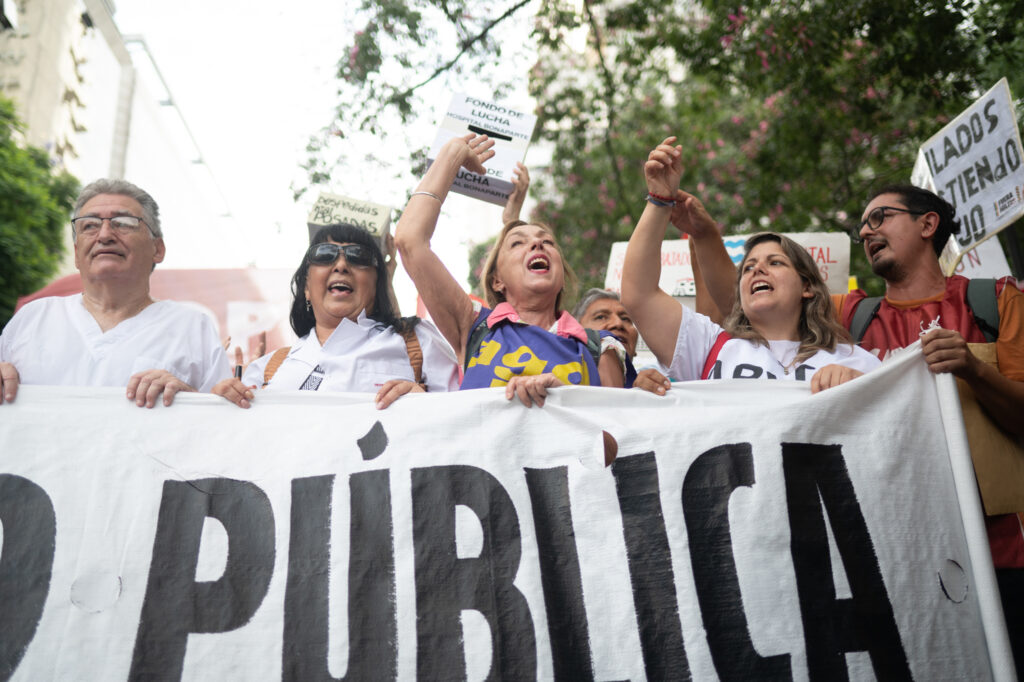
[73, 179, 162, 238]
[572, 288, 620, 320]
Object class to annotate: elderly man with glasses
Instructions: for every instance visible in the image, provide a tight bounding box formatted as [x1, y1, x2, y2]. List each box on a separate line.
[0, 178, 230, 407]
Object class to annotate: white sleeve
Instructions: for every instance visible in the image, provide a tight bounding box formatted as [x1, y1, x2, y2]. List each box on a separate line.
[415, 320, 460, 392]
[240, 351, 274, 389]
[836, 344, 883, 374]
[197, 317, 233, 392]
[668, 301, 725, 381]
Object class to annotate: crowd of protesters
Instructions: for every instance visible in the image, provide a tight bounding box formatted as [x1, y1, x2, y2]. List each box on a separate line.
[1, 133, 1023, 667]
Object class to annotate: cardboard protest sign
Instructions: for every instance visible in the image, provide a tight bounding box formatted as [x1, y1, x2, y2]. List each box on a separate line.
[0, 350, 1015, 680]
[604, 238, 696, 297]
[306, 192, 392, 244]
[910, 78, 1024, 274]
[427, 93, 536, 206]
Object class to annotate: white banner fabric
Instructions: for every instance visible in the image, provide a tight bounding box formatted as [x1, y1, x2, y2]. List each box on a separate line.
[0, 347, 1013, 680]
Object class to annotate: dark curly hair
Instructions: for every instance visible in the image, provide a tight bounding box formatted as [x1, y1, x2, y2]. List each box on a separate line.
[289, 224, 418, 337]
[867, 184, 961, 257]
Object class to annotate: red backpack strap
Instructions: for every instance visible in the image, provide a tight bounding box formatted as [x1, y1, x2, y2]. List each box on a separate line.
[701, 331, 731, 380]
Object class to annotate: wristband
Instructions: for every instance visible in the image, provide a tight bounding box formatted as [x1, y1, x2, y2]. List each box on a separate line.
[410, 191, 442, 202]
[646, 193, 676, 207]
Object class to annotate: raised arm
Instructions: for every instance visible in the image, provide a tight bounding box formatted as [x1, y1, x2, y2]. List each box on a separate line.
[394, 134, 495, 361]
[501, 162, 530, 226]
[621, 137, 686, 366]
[670, 189, 736, 319]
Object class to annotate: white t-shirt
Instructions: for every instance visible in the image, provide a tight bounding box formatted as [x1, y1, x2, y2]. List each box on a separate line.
[669, 301, 880, 382]
[0, 295, 231, 391]
[243, 311, 459, 393]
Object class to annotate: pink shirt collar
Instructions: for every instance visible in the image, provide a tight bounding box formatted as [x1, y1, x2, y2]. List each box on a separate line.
[486, 302, 589, 343]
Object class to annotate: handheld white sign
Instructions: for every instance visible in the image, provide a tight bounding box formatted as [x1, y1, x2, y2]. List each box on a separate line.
[911, 78, 1024, 275]
[307, 193, 392, 244]
[428, 93, 536, 206]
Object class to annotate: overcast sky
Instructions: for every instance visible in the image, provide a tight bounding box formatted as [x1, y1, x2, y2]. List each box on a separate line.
[108, 0, 537, 311]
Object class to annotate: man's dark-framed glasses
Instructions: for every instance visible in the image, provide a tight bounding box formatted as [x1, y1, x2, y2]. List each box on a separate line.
[307, 242, 378, 269]
[72, 215, 149, 235]
[849, 206, 922, 243]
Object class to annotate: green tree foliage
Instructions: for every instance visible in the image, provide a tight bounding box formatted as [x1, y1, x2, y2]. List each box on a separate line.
[316, 0, 1024, 299]
[0, 96, 79, 329]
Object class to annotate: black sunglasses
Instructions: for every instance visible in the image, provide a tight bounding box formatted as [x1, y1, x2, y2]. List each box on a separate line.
[306, 242, 378, 268]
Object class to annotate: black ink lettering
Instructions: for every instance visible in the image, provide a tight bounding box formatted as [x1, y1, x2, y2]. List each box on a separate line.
[130, 478, 275, 679]
[283, 473, 396, 681]
[411, 465, 535, 679]
[611, 452, 691, 680]
[683, 444, 792, 680]
[955, 123, 973, 154]
[974, 156, 994, 190]
[970, 205, 985, 241]
[1006, 139, 1022, 172]
[0, 475, 56, 678]
[793, 364, 815, 381]
[942, 135, 960, 167]
[733, 364, 763, 379]
[525, 467, 595, 680]
[984, 98, 999, 132]
[782, 443, 911, 681]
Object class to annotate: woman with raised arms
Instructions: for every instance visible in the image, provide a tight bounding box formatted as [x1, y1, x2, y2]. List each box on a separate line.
[395, 134, 625, 406]
[621, 137, 879, 391]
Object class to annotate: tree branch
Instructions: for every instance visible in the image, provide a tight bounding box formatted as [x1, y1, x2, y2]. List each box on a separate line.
[386, 0, 533, 107]
[582, 0, 634, 228]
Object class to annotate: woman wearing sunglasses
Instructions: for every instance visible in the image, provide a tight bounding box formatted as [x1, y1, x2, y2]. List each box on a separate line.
[622, 137, 879, 391]
[395, 134, 625, 407]
[212, 223, 459, 409]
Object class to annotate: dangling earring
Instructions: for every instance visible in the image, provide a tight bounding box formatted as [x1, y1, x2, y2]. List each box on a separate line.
[305, 299, 312, 312]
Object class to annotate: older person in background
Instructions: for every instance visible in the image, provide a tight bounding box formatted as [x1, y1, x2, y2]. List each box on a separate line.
[395, 134, 624, 407]
[0, 178, 230, 407]
[213, 224, 459, 409]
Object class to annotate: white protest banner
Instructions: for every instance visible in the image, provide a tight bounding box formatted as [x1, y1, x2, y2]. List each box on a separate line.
[910, 78, 1024, 275]
[428, 93, 537, 206]
[306, 192, 392, 244]
[0, 350, 1013, 680]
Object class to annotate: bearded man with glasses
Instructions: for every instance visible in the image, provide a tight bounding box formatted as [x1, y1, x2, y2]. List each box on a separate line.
[831, 183, 1024, 669]
[0, 178, 230, 407]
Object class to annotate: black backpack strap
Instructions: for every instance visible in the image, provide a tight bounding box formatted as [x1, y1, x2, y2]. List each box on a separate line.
[584, 328, 603, 367]
[849, 296, 883, 344]
[463, 315, 490, 373]
[966, 278, 1000, 343]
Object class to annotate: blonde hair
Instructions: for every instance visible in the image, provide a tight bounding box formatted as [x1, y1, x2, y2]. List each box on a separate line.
[481, 220, 578, 311]
[722, 232, 851, 362]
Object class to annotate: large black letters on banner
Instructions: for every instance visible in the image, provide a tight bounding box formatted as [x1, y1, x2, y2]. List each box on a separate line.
[130, 478, 275, 680]
[683, 444, 792, 681]
[411, 465, 536, 679]
[524, 466, 595, 680]
[611, 452, 692, 681]
[283, 473, 397, 680]
[782, 443, 911, 681]
[0, 475, 55, 681]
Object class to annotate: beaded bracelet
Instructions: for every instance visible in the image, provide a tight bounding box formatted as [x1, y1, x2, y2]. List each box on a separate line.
[646, 193, 676, 207]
